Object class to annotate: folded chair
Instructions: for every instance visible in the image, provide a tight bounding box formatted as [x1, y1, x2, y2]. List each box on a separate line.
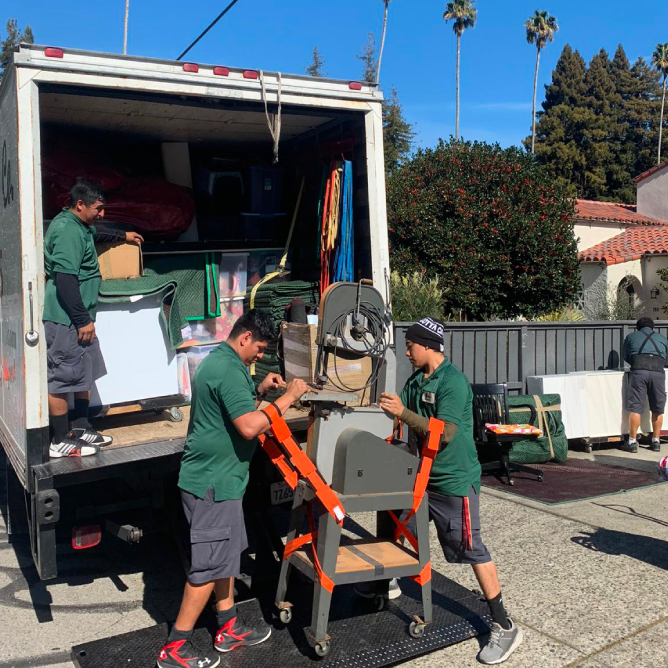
[471, 383, 543, 486]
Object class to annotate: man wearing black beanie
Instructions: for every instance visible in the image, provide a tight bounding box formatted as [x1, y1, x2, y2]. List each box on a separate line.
[378, 316, 523, 665]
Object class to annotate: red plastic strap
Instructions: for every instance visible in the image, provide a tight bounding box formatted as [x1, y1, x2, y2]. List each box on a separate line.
[410, 562, 432, 586]
[462, 496, 473, 552]
[391, 418, 446, 546]
[283, 532, 314, 560]
[258, 434, 298, 490]
[386, 420, 404, 443]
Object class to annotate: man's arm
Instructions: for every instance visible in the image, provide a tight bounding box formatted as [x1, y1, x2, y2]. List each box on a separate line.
[381, 394, 458, 447]
[233, 380, 309, 440]
[622, 335, 632, 365]
[94, 228, 144, 244]
[54, 273, 91, 329]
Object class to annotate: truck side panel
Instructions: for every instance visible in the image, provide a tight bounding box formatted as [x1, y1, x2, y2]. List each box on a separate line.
[0, 66, 28, 484]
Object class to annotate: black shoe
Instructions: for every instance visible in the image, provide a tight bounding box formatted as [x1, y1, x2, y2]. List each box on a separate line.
[70, 427, 113, 447]
[651, 439, 661, 452]
[621, 440, 638, 453]
[157, 639, 220, 668]
[214, 615, 271, 653]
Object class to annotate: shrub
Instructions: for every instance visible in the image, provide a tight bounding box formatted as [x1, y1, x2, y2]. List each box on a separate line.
[387, 139, 580, 320]
[390, 271, 446, 322]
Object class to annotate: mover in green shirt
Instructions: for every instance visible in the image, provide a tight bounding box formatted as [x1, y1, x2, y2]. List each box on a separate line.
[158, 310, 309, 668]
[43, 180, 143, 459]
[378, 317, 523, 665]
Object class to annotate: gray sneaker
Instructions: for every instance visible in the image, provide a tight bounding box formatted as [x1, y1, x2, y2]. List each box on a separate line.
[651, 439, 661, 452]
[477, 619, 523, 665]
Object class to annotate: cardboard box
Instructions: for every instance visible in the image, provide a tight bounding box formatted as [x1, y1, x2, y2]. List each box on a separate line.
[282, 323, 373, 406]
[96, 242, 143, 280]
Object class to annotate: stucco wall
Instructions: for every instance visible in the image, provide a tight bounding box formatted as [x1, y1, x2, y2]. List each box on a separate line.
[574, 221, 626, 251]
[636, 166, 668, 222]
[642, 256, 668, 318]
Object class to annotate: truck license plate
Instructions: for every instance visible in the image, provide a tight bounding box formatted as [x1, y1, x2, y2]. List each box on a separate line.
[270, 481, 294, 506]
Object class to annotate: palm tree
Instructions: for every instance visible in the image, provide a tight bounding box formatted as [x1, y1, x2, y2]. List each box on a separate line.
[376, 0, 392, 85]
[525, 10, 558, 154]
[652, 43, 668, 164]
[444, 0, 477, 141]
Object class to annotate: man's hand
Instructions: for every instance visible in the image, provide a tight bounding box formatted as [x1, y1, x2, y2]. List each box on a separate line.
[78, 322, 96, 345]
[284, 379, 310, 404]
[258, 373, 287, 395]
[125, 231, 144, 245]
[379, 392, 404, 418]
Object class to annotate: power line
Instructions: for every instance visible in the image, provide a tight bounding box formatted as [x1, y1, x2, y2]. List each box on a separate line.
[177, 0, 241, 61]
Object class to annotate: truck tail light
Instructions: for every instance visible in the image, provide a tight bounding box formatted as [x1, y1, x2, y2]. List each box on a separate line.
[214, 67, 229, 76]
[72, 525, 102, 550]
[182, 63, 199, 73]
[243, 70, 258, 80]
[349, 82, 363, 91]
[44, 48, 64, 59]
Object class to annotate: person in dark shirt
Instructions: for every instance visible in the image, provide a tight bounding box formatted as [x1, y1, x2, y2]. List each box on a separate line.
[43, 179, 143, 457]
[621, 317, 668, 453]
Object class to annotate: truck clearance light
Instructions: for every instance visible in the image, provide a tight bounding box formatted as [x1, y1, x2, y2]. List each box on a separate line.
[243, 70, 258, 80]
[349, 82, 363, 91]
[44, 47, 64, 59]
[213, 66, 229, 76]
[72, 525, 102, 550]
[182, 63, 199, 73]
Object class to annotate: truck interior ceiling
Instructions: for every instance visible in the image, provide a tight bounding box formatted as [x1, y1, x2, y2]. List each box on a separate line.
[36, 84, 373, 439]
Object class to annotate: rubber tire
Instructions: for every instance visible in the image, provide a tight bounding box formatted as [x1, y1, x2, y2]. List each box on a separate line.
[279, 608, 292, 624]
[167, 407, 183, 422]
[409, 621, 425, 638]
[314, 641, 330, 657]
[374, 594, 386, 612]
[537, 475, 543, 482]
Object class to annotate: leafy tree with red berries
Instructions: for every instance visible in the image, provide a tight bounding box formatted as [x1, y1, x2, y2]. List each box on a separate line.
[387, 139, 579, 320]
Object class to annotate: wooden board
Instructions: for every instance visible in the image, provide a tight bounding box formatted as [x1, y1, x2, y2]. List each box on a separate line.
[293, 539, 419, 575]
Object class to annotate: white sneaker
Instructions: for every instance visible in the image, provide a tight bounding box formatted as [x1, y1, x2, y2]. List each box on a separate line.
[49, 436, 99, 458]
[70, 426, 113, 447]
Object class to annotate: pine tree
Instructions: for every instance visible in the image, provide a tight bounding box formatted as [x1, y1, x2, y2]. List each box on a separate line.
[582, 49, 618, 200]
[532, 44, 589, 197]
[305, 46, 326, 78]
[383, 87, 415, 176]
[1, 19, 34, 83]
[357, 33, 378, 83]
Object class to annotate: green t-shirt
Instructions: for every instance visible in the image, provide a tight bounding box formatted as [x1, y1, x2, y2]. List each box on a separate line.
[178, 342, 258, 501]
[43, 209, 102, 326]
[401, 359, 481, 497]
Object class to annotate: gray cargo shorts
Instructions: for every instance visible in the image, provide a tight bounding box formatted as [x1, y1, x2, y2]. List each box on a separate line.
[627, 369, 667, 415]
[405, 485, 491, 565]
[45, 321, 107, 394]
[181, 487, 248, 585]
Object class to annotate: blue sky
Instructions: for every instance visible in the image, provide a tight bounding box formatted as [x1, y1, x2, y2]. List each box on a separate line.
[5, 0, 668, 149]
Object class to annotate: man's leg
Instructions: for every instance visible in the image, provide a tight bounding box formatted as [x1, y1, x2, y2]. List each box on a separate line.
[72, 390, 91, 427]
[48, 393, 70, 444]
[652, 413, 663, 440]
[629, 412, 641, 442]
[174, 581, 216, 632]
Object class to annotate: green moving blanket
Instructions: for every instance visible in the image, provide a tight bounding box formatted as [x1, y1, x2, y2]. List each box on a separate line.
[507, 394, 568, 464]
[99, 253, 220, 349]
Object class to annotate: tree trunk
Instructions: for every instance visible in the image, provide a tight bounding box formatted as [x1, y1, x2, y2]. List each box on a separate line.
[531, 46, 541, 154]
[659, 76, 667, 165]
[123, 0, 130, 55]
[455, 32, 461, 141]
[376, 1, 389, 85]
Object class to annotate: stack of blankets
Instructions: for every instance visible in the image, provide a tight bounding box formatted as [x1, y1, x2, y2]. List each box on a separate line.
[245, 281, 319, 397]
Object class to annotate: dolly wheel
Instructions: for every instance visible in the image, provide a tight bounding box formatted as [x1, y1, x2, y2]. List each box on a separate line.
[537, 475, 543, 482]
[409, 621, 426, 638]
[279, 608, 292, 624]
[167, 407, 183, 422]
[374, 594, 386, 612]
[314, 641, 330, 657]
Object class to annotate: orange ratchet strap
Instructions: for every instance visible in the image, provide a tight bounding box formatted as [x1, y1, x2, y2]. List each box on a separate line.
[261, 403, 345, 525]
[257, 434, 299, 490]
[386, 419, 404, 443]
[389, 417, 445, 550]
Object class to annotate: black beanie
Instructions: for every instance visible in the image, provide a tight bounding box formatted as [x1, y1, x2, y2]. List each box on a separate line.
[405, 317, 445, 352]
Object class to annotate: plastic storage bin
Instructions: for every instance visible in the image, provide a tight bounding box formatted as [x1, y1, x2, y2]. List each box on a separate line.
[186, 344, 219, 382]
[220, 253, 249, 298]
[176, 352, 192, 402]
[181, 298, 245, 346]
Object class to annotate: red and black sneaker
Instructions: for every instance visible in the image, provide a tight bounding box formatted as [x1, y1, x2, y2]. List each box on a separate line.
[157, 639, 220, 668]
[214, 616, 272, 653]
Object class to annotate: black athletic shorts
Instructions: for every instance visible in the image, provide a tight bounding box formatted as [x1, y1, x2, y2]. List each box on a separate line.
[181, 487, 248, 585]
[45, 321, 107, 394]
[627, 369, 667, 415]
[405, 485, 492, 566]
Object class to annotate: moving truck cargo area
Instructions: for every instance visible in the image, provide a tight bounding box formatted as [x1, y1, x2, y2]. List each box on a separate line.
[0, 44, 390, 579]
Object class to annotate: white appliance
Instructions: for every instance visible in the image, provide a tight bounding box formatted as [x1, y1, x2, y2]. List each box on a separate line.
[526, 373, 588, 439]
[92, 294, 178, 406]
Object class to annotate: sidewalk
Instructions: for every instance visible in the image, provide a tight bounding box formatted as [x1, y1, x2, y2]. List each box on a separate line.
[1, 444, 667, 668]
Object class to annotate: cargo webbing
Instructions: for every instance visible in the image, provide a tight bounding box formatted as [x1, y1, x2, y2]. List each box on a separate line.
[261, 403, 345, 524]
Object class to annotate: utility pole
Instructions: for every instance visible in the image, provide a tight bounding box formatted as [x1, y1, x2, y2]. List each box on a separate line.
[123, 0, 130, 55]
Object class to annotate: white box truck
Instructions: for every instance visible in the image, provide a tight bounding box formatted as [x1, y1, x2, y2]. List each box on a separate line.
[0, 43, 390, 579]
